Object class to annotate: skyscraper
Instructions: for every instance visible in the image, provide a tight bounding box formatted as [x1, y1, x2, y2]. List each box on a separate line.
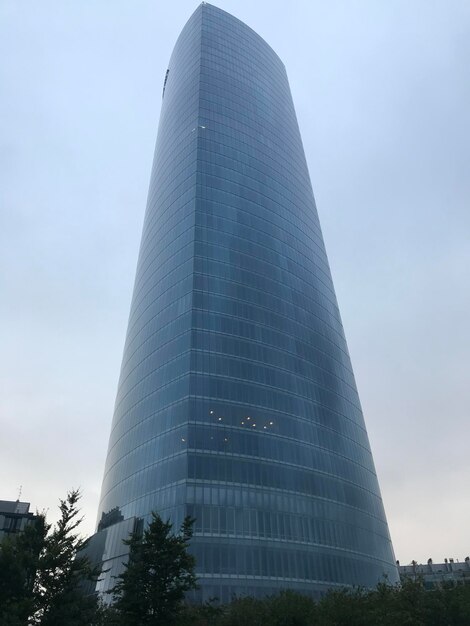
[96, 3, 398, 601]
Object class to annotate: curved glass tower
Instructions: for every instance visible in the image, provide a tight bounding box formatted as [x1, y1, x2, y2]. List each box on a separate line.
[97, 3, 398, 601]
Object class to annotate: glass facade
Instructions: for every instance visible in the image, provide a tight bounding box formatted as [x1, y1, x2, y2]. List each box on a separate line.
[97, 3, 398, 601]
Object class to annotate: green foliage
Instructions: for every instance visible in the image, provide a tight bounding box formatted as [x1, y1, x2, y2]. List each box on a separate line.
[0, 490, 101, 626]
[0, 515, 47, 625]
[266, 589, 319, 626]
[215, 590, 318, 626]
[33, 490, 101, 625]
[175, 599, 224, 626]
[218, 595, 268, 626]
[111, 513, 198, 625]
[177, 580, 470, 626]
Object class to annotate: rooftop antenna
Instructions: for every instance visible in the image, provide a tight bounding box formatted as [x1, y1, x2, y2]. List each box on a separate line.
[14, 486, 23, 514]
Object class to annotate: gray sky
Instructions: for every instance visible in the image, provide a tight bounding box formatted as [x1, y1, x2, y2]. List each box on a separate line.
[1, 0, 469, 565]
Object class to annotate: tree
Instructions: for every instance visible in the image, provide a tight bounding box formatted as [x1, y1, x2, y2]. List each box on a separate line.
[218, 596, 268, 626]
[111, 513, 197, 625]
[0, 515, 47, 626]
[176, 600, 223, 626]
[266, 590, 319, 626]
[0, 489, 102, 626]
[32, 489, 101, 625]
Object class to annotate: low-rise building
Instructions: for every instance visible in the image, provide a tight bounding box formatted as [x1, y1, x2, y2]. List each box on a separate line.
[398, 558, 470, 588]
[0, 499, 38, 540]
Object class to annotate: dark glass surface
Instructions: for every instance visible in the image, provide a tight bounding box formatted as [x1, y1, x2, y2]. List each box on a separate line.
[97, 3, 398, 600]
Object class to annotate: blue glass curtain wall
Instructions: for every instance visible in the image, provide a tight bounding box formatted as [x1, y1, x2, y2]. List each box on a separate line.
[97, 3, 398, 601]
